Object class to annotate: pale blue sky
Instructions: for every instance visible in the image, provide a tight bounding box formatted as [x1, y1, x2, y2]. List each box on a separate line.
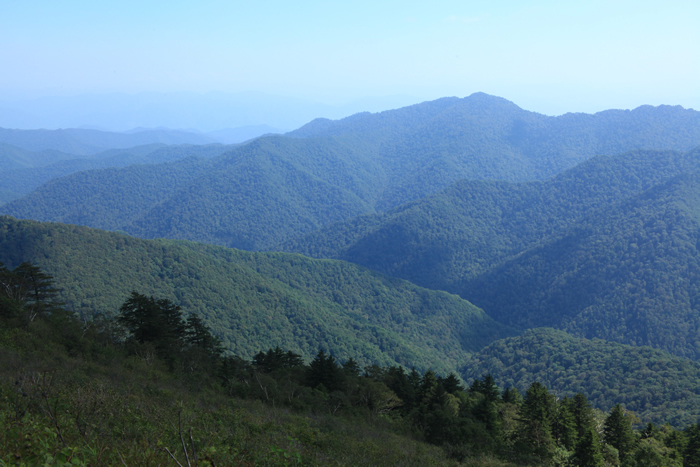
[2, 0, 699, 115]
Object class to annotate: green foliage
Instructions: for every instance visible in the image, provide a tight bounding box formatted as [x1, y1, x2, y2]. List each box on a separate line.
[463, 328, 700, 427]
[572, 429, 605, 467]
[2, 272, 696, 466]
[463, 163, 700, 361]
[283, 147, 700, 364]
[0, 215, 511, 374]
[604, 404, 638, 463]
[6, 96, 700, 250]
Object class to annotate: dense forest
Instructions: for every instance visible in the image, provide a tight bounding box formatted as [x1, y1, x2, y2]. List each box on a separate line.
[463, 328, 700, 427]
[4, 94, 700, 250]
[4, 95, 700, 464]
[2, 263, 699, 465]
[0, 143, 232, 202]
[278, 147, 700, 361]
[4, 216, 700, 438]
[0, 216, 511, 375]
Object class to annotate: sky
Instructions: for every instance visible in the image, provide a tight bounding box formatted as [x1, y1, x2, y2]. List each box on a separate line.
[2, 0, 699, 117]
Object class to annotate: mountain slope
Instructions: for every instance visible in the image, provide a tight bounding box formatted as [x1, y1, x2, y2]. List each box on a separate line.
[462, 167, 700, 360]
[0, 216, 512, 373]
[0, 143, 232, 200]
[279, 148, 700, 289]
[2, 157, 216, 231]
[280, 147, 700, 361]
[5, 94, 700, 250]
[463, 328, 700, 427]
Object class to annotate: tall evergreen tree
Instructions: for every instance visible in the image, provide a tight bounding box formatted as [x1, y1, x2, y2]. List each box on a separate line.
[516, 382, 557, 464]
[603, 404, 637, 463]
[306, 349, 344, 392]
[185, 313, 224, 358]
[685, 424, 700, 467]
[117, 292, 187, 361]
[572, 428, 604, 467]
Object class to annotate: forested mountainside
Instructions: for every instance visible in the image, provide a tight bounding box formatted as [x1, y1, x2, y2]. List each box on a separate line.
[279, 147, 700, 361]
[5, 270, 698, 466]
[0, 142, 79, 173]
[279, 148, 700, 285]
[4, 94, 700, 250]
[0, 143, 232, 202]
[463, 328, 700, 427]
[0, 216, 511, 374]
[0, 126, 217, 155]
[462, 167, 700, 360]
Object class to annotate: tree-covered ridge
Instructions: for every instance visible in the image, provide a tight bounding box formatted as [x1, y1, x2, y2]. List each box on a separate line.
[125, 135, 379, 249]
[5, 95, 700, 250]
[0, 143, 232, 202]
[0, 216, 511, 374]
[0, 142, 78, 173]
[280, 147, 700, 288]
[279, 147, 700, 361]
[0, 126, 217, 155]
[462, 328, 700, 428]
[2, 157, 217, 231]
[463, 166, 700, 360]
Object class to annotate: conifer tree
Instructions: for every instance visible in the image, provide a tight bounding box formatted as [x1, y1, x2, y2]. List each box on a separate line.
[603, 404, 637, 463]
[307, 349, 343, 392]
[572, 428, 604, 467]
[516, 382, 557, 464]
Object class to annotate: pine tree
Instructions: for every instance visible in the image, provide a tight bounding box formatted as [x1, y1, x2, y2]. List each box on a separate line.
[117, 292, 187, 362]
[572, 429, 604, 466]
[516, 382, 557, 464]
[685, 424, 700, 467]
[307, 349, 343, 392]
[603, 404, 637, 463]
[185, 313, 224, 358]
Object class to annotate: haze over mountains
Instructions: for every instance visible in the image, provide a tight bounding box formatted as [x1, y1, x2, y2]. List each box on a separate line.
[4, 93, 700, 250]
[0, 91, 421, 132]
[3, 92, 700, 426]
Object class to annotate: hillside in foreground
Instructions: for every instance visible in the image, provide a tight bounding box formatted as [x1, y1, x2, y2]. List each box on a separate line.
[0, 216, 512, 374]
[3, 264, 698, 466]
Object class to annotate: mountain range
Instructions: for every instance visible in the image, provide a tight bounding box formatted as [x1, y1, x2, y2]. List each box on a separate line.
[4, 93, 700, 251]
[4, 93, 700, 426]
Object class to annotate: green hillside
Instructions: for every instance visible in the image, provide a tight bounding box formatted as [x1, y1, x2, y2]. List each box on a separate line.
[463, 328, 700, 427]
[280, 148, 700, 289]
[0, 216, 511, 374]
[5, 95, 700, 250]
[280, 147, 700, 361]
[462, 168, 700, 360]
[0, 143, 231, 199]
[6, 269, 695, 466]
[0, 142, 81, 173]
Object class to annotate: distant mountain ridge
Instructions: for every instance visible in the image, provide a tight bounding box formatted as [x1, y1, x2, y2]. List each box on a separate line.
[0, 126, 218, 155]
[0, 143, 233, 203]
[4, 93, 700, 251]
